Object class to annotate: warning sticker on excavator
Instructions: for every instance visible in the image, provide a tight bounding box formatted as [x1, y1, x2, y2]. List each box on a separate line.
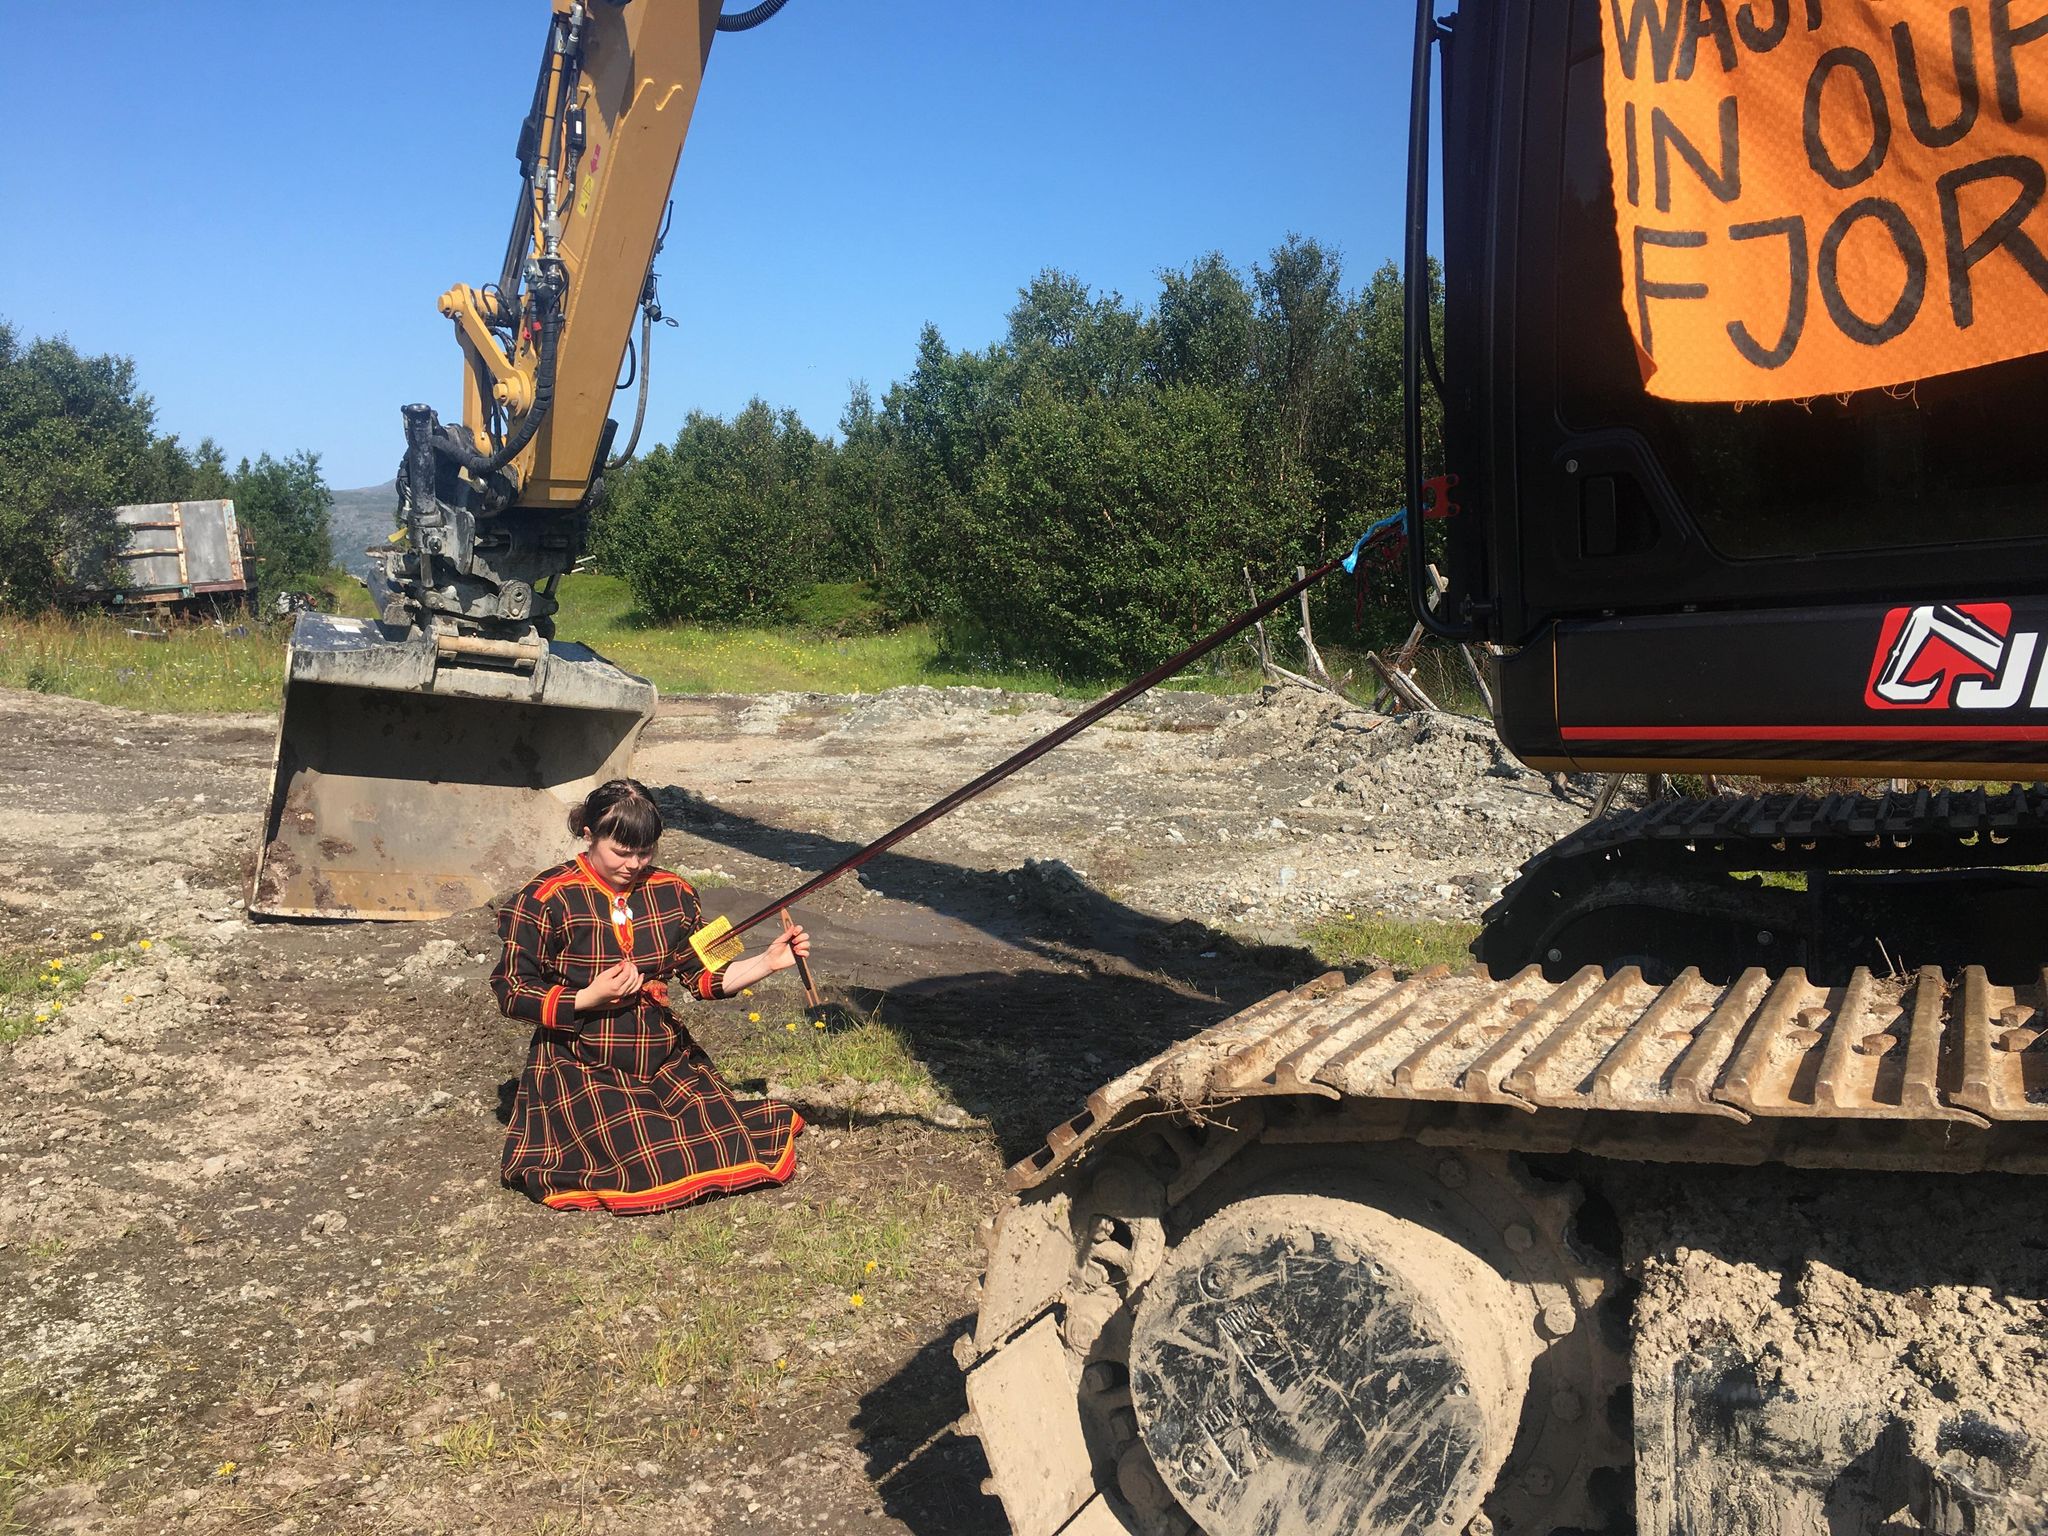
[1603, 0, 2048, 401]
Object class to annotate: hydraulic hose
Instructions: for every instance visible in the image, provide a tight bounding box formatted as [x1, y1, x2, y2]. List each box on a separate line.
[612, 303, 654, 467]
[481, 301, 562, 475]
[717, 0, 790, 31]
[434, 287, 565, 484]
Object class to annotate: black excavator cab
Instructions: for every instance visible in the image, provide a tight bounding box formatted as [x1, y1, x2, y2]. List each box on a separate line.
[1422, 0, 2048, 782]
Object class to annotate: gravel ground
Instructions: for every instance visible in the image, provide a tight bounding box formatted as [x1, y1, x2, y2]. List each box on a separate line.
[0, 680, 1574, 1535]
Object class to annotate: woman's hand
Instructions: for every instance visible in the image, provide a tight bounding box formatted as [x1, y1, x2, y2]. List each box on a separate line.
[575, 958, 642, 1012]
[715, 924, 808, 995]
[762, 923, 810, 972]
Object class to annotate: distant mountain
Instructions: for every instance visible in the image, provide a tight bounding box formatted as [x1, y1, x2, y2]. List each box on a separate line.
[329, 480, 397, 581]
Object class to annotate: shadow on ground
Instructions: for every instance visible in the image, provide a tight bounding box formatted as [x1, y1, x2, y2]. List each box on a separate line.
[651, 787, 1336, 1533]
[650, 787, 1329, 1165]
[853, 1317, 1007, 1535]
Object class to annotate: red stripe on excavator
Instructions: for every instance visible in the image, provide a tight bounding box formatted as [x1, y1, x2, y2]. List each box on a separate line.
[1562, 725, 2048, 741]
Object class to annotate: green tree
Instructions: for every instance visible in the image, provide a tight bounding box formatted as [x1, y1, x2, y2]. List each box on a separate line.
[846, 242, 1445, 670]
[232, 450, 333, 595]
[185, 437, 234, 500]
[595, 238, 1443, 670]
[1151, 253, 1256, 394]
[868, 326, 1007, 621]
[942, 382, 1317, 674]
[827, 382, 906, 583]
[0, 322, 167, 611]
[1251, 233, 1350, 493]
[596, 399, 830, 622]
[1004, 270, 1153, 403]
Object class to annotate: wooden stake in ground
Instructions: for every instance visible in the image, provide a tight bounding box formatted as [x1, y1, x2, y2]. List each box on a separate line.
[1365, 650, 1438, 712]
[1246, 563, 1348, 698]
[1295, 565, 1338, 689]
[1244, 566, 1273, 674]
[1457, 641, 1496, 715]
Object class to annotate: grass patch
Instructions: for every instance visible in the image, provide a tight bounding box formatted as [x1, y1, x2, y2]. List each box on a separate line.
[1302, 913, 1481, 973]
[0, 570, 1268, 714]
[387, 1163, 970, 1490]
[1735, 869, 1809, 891]
[436, 1418, 505, 1472]
[785, 580, 887, 637]
[0, 1363, 106, 1533]
[445, 1165, 977, 1463]
[320, 567, 381, 621]
[716, 1012, 938, 1102]
[673, 869, 732, 890]
[561, 575, 1080, 696]
[0, 937, 121, 1046]
[0, 613, 287, 714]
[763, 1187, 929, 1299]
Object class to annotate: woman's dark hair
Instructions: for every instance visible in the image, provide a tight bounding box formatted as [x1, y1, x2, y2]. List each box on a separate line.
[568, 778, 662, 850]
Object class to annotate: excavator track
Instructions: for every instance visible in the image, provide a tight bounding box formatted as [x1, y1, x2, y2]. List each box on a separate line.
[1476, 786, 2048, 984]
[1004, 960, 2048, 1193]
[962, 962, 2048, 1536]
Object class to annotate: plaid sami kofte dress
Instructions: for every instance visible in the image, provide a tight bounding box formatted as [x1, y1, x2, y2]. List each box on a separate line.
[493, 856, 803, 1213]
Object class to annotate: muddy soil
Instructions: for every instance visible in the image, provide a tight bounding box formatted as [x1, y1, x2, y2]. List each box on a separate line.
[0, 682, 1588, 1535]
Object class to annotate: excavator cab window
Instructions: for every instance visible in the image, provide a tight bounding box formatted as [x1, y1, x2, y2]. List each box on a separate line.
[1445, 0, 2048, 645]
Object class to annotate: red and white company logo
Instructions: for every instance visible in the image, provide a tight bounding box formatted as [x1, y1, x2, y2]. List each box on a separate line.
[1865, 603, 2042, 711]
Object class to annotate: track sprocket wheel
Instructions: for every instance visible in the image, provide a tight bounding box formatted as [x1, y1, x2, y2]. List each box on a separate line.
[963, 1103, 1630, 1536]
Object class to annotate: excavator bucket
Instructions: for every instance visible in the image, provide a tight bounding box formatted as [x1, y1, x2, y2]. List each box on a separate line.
[249, 613, 655, 920]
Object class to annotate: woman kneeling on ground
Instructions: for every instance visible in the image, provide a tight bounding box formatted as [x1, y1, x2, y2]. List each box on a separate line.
[493, 777, 807, 1213]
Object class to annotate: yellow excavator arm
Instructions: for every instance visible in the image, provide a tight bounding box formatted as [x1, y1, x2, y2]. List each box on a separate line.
[253, 0, 782, 921]
[439, 0, 719, 517]
[376, 0, 733, 639]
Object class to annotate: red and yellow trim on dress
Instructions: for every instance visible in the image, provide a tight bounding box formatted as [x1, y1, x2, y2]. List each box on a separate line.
[538, 1114, 806, 1212]
[534, 866, 585, 903]
[576, 854, 637, 951]
[542, 984, 570, 1030]
[573, 853, 618, 897]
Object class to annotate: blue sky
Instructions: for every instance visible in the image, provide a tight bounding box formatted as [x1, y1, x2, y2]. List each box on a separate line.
[12, 2, 1417, 491]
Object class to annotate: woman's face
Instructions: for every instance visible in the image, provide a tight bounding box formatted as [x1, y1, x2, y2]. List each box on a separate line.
[586, 834, 655, 889]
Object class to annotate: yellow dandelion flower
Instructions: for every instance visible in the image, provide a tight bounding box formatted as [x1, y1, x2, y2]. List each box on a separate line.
[123, 994, 134, 1004]
[47, 959, 61, 970]
[785, 1021, 797, 1033]
[813, 1018, 826, 1030]
[848, 1292, 864, 1309]
[775, 1357, 788, 1371]
[748, 1011, 761, 1023]
[90, 932, 103, 942]
[214, 1461, 237, 1478]
[742, 988, 754, 997]
[33, 1013, 47, 1025]
[138, 939, 152, 951]
[863, 1259, 877, 1275]
[51, 1002, 62, 1013]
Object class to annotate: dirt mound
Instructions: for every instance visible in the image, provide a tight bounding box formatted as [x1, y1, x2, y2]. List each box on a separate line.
[1211, 684, 1361, 757]
[672, 677, 1580, 932]
[1126, 686, 1590, 928]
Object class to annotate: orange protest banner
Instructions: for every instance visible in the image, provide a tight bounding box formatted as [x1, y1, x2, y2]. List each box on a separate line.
[1604, 0, 2048, 401]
